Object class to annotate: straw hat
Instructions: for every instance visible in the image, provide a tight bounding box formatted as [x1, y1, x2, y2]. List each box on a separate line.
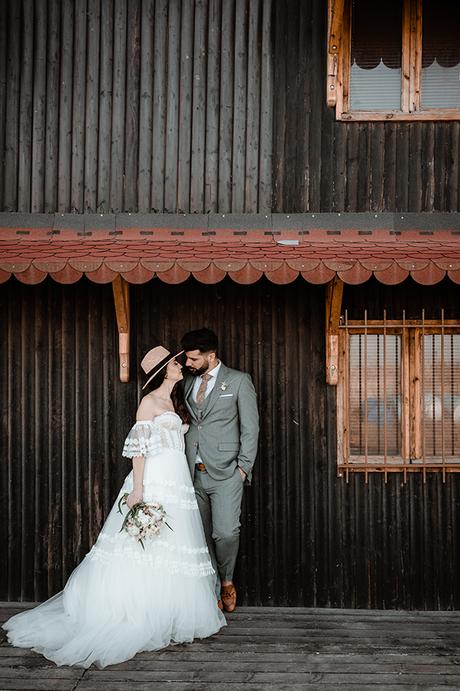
[141, 346, 184, 390]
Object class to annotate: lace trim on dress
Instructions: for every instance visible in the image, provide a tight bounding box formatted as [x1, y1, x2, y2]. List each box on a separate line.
[98, 532, 209, 554]
[122, 420, 185, 458]
[143, 495, 198, 510]
[88, 544, 214, 577]
[142, 479, 196, 494]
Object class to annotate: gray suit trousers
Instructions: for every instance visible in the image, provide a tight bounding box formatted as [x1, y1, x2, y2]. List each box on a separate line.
[193, 465, 244, 595]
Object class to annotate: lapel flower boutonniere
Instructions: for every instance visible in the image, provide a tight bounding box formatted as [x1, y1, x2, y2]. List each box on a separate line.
[220, 382, 228, 392]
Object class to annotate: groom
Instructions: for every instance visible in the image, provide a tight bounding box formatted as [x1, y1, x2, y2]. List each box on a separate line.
[181, 328, 259, 613]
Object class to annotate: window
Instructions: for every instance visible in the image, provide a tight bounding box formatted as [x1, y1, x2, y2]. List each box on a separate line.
[337, 312, 460, 479]
[327, 0, 460, 121]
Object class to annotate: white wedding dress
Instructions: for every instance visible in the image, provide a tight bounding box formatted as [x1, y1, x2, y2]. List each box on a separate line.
[3, 412, 226, 668]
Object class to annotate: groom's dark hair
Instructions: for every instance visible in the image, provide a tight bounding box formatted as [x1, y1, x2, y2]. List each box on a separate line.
[181, 328, 218, 354]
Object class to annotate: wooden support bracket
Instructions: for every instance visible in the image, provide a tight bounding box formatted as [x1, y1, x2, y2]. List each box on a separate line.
[325, 276, 344, 385]
[112, 276, 130, 382]
[327, 0, 345, 107]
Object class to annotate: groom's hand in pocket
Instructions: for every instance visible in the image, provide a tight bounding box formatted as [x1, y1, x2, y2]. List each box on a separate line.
[238, 466, 247, 482]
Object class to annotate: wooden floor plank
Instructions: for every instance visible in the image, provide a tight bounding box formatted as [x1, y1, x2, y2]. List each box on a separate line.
[0, 605, 459, 689]
[75, 684, 460, 691]
[0, 682, 79, 691]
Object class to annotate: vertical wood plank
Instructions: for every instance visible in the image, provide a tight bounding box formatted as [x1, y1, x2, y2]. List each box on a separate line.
[356, 124, 370, 211]
[0, 0, 7, 211]
[218, 0, 234, 210]
[84, 0, 101, 212]
[245, 0, 261, 212]
[346, 124, 358, 211]
[231, 0, 248, 212]
[368, 123, 384, 211]
[383, 125, 396, 211]
[434, 123, 448, 211]
[401, 0, 410, 112]
[408, 122, 423, 211]
[164, 0, 181, 212]
[124, 0, 141, 211]
[97, 0, 113, 213]
[57, 0, 74, 212]
[422, 122, 435, 210]
[283, 0, 299, 212]
[177, 0, 194, 212]
[333, 122, 347, 211]
[204, 0, 221, 212]
[31, 0, 47, 212]
[3, 0, 20, 211]
[258, 0, 273, 213]
[448, 122, 459, 212]
[308, 0, 324, 211]
[272, 0, 287, 212]
[71, 0, 87, 211]
[138, 0, 154, 212]
[396, 124, 409, 211]
[110, 0, 127, 212]
[17, 0, 34, 211]
[151, 0, 168, 211]
[190, 0, 208, 212]
[44, 0, 60, 212]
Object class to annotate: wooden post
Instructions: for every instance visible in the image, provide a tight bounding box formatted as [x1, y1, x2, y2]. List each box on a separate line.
[327, 0, 345, 108]
[112, 275, 130, 382]
[325, 276, 344, 385]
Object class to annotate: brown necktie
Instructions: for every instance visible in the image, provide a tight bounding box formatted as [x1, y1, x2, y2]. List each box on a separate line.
[196, 373, 211, 408]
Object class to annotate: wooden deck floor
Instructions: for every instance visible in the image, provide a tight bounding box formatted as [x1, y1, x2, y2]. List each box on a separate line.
[1, 604, 460, 690]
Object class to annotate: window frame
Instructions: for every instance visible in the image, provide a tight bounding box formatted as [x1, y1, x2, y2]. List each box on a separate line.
[336, 318, 460, 480]
[327, 0, 460, 122]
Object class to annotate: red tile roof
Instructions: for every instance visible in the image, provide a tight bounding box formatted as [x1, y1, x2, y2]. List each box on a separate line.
[1, 213, 460, 285]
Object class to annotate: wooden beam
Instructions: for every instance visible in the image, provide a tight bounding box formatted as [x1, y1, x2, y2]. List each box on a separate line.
[325, 276, 344, 385]
[112, 275, 130, 382]
[327, 0, 345, 108]
[329, 0, 345, 55]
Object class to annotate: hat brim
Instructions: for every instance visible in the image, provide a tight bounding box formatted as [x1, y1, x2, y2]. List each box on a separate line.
[142, 350, 184, 390]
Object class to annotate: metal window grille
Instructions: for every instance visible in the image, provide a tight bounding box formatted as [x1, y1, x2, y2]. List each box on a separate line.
[338, 310, 460, 482]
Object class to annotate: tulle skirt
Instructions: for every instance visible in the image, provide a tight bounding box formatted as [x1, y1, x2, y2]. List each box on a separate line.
[3, 448, 226, 668]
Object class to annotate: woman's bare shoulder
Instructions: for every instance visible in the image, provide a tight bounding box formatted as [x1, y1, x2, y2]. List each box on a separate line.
[136, 394, 158, 420]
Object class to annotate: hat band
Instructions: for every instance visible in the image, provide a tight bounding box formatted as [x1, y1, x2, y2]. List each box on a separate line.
[144, 354, 173, 382]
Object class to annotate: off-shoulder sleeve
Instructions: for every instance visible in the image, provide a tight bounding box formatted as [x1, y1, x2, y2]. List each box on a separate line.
[122, 421, 159, 459]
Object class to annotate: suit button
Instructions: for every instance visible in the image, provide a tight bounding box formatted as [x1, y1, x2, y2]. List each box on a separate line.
[198, 425, 202, 430]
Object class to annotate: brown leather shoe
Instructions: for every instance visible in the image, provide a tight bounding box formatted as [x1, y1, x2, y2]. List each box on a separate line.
[217, 599, 223, 611]
[221, 583, 237, 613]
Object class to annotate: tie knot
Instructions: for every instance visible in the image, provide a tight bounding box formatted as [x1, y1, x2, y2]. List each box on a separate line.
[201, 373, 211, 383]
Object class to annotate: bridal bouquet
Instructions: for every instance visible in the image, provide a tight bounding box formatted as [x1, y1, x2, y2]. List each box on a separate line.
[117, 494, 172, 549]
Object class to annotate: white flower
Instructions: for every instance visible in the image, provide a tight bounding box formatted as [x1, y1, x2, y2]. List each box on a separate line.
[220, 382, 228, 391]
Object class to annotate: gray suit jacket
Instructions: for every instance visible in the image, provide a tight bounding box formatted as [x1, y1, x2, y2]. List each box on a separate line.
[184, 363, 259, 483]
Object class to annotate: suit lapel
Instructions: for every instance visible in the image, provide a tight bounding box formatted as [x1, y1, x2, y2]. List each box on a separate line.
[201, 363, 230, 419]
[184, 376, 198, 420]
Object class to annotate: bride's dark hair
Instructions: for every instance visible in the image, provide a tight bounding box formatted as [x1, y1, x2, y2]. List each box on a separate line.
[143, 368, 190, 424]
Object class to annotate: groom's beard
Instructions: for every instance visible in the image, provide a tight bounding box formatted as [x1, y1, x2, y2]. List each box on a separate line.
[185, 365, 208, 376]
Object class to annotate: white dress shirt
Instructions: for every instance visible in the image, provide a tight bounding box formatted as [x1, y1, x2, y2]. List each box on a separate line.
[192, 361, 221, 402]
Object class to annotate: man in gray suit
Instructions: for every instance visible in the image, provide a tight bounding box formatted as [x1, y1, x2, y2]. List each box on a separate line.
[181, 328, 259, 613]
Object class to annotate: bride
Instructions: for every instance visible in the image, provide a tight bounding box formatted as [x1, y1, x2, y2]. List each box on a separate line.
[3, 345, 226, 668]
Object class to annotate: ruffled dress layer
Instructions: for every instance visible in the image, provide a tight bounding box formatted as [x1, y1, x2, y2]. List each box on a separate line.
[3, 412, 225, 668]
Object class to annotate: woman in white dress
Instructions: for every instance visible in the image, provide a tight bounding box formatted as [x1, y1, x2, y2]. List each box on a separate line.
[3, 345, 226, 668]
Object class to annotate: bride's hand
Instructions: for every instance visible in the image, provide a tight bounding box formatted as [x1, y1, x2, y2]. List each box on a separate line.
[126, 489, 143, 509]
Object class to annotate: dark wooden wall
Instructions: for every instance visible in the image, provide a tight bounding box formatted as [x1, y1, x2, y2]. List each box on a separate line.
[1, 0, 459, 215]
[0, 0, 273, 214]
[1, 276, 460, 608]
